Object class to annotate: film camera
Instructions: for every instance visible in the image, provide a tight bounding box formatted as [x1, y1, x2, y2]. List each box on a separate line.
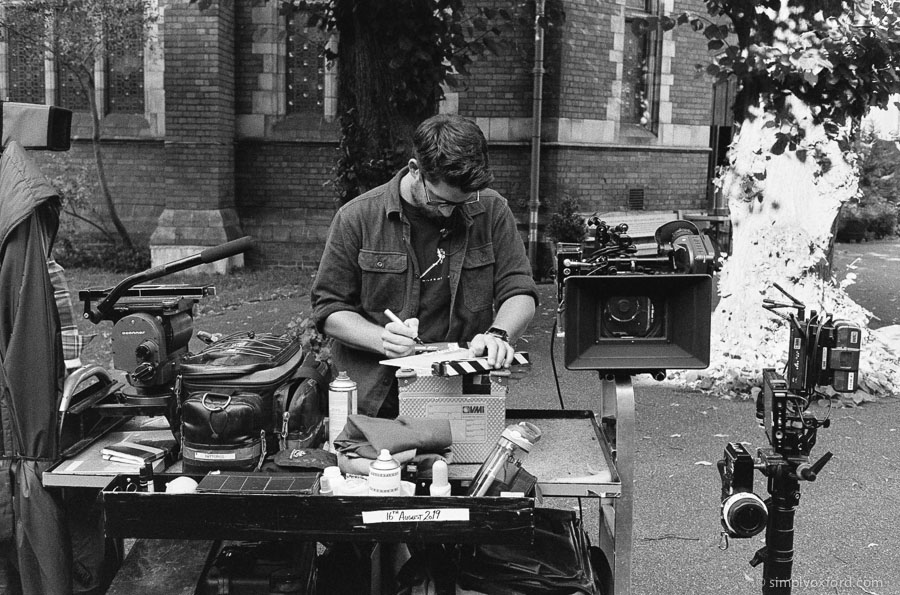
[557, 218, 719, 375]
[717, 283, 861, 594]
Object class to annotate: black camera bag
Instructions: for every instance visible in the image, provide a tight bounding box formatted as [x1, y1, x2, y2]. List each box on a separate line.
[179, 333, 315, 467]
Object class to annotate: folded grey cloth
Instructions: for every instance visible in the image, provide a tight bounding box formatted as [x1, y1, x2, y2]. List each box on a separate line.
[333, 415, 452, 460]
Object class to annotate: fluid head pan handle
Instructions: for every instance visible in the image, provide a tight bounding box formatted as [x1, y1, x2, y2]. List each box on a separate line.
[87, 237, 254, 322]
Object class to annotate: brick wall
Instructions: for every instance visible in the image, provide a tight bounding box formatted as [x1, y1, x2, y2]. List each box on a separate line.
[234, 2, 260, 115]
[29, 0, 714, 269]
[235, 140, 339, 267]
[671, 0, 716, 126]
[550, 0, 614, 120]
[33, 139, 166, 246]
[540, 146, 708, 213]
[456, 29, 533, 118]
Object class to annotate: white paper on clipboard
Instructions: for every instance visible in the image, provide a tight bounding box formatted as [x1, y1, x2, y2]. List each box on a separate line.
[379, 345, 475, 374]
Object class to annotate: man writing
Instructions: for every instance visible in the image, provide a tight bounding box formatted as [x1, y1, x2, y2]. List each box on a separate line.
[311, 114, 538, 418]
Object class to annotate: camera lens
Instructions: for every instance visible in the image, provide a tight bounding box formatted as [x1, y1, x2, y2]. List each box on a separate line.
[599, 295, 663, 338]
[722, 492, 768, 538]
[609, 297, 641, 322]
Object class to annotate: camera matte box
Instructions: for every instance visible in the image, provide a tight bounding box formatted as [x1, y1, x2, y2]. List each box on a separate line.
[564, 274, 713, 373]
[397, 370, 507, 463]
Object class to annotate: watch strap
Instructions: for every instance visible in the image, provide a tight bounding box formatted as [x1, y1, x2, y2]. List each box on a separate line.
[485, 327, 510, 342]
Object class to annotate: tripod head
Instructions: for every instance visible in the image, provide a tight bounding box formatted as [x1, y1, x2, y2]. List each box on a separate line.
[79, 237, 254, 404]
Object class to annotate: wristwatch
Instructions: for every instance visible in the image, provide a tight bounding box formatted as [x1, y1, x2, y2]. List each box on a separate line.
[484, 327, 510, 342]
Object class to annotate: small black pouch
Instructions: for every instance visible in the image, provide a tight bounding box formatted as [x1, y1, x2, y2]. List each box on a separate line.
[181, 391, 267, 471]
[274, 352, 330, 452]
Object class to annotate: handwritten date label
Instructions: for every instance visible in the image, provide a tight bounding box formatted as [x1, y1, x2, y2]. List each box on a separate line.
[362, 508, 470, 524]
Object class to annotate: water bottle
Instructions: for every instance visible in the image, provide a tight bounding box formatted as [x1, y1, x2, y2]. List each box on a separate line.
[467, 422, 542, 497]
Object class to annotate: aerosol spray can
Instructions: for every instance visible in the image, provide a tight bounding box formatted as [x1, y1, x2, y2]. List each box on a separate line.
[328, 371, 357, 449]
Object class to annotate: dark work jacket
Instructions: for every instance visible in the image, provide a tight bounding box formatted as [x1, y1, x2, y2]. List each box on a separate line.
[0, 141, 71, 594]
[310, 168, 538, 416]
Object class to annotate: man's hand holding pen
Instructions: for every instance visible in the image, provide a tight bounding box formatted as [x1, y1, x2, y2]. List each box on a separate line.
[381, 309, 514, 369]
[382, 309, 421, 358]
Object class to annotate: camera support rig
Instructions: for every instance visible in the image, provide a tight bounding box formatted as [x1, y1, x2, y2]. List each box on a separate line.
[718, 283, 861, 594]
[556, 218, 720, 595]
[59, 238, 254, 453]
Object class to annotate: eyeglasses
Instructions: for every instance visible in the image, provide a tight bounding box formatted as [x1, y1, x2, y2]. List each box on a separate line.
[422, 179, 479, 215]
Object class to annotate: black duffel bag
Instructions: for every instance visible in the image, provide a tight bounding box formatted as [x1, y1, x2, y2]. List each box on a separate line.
[179, 332, 327, 470]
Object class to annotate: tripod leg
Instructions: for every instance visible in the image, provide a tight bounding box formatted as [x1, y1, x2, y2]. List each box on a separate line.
[761, 471, 799, 595]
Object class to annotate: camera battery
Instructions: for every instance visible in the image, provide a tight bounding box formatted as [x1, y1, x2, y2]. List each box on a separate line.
[818, 321, 861, 392]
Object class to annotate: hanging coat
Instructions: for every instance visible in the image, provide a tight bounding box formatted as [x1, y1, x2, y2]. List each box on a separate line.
[0, 140, 71, 595]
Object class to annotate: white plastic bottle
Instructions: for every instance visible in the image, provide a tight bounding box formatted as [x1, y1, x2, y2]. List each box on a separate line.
[368, 449, 401, 496]
[323, 466, 345, 496]
[429, 460, 451, 497]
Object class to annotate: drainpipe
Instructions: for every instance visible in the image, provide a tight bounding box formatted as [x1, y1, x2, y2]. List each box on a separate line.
[527, 0, 546, 273]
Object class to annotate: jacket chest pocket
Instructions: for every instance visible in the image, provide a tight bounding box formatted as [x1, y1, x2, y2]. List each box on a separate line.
[460, 244, 495, 313]
[358, 250, 407, 314]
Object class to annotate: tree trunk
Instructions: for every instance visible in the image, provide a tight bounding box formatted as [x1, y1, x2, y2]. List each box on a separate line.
[333, 0, 437, 201]
[705, 97, 872, 386]
[87, 77, 134, 249]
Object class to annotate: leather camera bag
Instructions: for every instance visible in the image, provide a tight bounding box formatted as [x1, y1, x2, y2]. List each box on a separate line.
[179, 332, 307, 455]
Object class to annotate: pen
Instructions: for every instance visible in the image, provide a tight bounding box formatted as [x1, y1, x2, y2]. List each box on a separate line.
[383, 309, 425, 345]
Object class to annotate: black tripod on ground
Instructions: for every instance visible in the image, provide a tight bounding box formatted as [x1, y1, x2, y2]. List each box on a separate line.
[749, 446, 833, 594]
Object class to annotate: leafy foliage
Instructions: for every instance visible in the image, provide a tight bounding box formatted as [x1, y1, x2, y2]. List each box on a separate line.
[642, 2, 900, 148]
[545, 196, 586, 243]
[287, 315, 333, 364]
[837, 130, 900, 240]
[52, 237, 150, 273]
[46, 155, 114, 243]
[642, 2, 900, 399]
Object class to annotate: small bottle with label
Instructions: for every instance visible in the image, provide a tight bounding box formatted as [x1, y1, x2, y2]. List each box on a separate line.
[368, 449, 401, 496]
[429, 460, 451, 497]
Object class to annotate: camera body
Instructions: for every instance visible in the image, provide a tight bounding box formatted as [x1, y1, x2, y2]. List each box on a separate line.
[556, 219, 719, 375]
[718, 442, 768, 539]
[717, 284, 853, 578]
